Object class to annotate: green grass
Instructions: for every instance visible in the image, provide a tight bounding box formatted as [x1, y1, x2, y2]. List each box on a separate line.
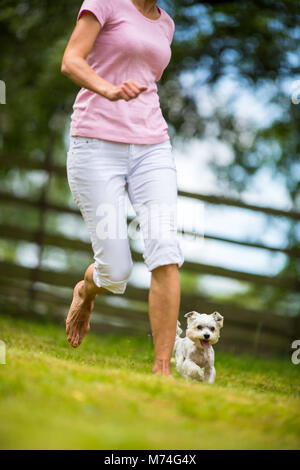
[0, 314, 300, 450]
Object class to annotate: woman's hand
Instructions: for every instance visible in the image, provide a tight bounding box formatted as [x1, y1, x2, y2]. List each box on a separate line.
[105, 80, 148, 101]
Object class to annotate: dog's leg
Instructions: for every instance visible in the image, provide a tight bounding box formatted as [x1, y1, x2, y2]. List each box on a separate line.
[174, 339, 185, 372]
[183, 359, 204, 382]
[204, 366, 216, 384]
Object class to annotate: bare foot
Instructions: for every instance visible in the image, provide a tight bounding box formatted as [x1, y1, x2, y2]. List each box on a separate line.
[66, 280, 94, 348]
[152, 359, 172, 376]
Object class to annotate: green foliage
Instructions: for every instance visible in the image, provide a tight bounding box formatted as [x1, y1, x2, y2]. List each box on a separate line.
[167, 0, 300, 202]
[0, 1, 299, 311]
[1, 0, 300, 196]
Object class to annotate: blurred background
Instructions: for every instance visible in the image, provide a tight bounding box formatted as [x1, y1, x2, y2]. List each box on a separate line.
[0, 0, 300, 356]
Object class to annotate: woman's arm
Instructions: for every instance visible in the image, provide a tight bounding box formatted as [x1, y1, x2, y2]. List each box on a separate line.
[61, 12, 147, 102]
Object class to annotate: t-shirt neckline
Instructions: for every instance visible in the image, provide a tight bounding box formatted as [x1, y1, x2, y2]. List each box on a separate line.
[128, 1, 163, 23]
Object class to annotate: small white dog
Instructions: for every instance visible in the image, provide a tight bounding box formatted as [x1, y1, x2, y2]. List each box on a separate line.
[173, 311, 224, 383]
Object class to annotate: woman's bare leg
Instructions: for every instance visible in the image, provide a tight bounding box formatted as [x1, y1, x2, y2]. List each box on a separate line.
[66, 263, 106, 347]
[148, 263, 181, 375]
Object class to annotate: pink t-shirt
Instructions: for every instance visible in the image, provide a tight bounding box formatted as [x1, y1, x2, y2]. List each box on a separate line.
[70, 0, 175, 144]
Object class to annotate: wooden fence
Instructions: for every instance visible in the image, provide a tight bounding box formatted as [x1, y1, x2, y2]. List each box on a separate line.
[0, 152, 300, 357]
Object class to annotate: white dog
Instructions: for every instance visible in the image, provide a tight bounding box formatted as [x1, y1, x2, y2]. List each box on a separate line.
[173, 311, 224, 383]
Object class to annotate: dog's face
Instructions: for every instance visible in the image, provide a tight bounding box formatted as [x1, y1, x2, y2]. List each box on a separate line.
[184, 311, 224, 349]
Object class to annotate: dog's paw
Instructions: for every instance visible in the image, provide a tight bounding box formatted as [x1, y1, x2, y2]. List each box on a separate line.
[188, 363, 205, 382]
[204, 367, 216, 384]
[197, 368, 205, 382]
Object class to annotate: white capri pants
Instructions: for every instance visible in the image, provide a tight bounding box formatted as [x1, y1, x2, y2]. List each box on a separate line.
[67, 136, 184, 294]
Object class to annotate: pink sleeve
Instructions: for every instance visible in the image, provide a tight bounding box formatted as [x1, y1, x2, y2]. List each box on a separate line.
[77, 0, 112, 27]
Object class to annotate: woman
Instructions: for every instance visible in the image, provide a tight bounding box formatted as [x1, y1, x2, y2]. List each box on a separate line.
[61, 0, 184, 376]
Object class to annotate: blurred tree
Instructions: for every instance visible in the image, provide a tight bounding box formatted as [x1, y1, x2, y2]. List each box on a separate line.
[1, 0, 299, 199]
[0, 0, 299, 311]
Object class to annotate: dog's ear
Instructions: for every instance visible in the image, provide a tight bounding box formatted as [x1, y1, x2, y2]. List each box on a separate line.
[184, 311, 197, 318]
[212, 311, 224, 328]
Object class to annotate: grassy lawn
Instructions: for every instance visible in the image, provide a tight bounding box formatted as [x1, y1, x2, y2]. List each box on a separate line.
[0, 313, 299, 450]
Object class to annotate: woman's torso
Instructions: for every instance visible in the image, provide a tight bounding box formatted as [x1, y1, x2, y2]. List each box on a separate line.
[70, 0, 175, 144]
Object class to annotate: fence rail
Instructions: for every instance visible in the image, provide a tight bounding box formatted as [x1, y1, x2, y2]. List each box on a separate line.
[1, 152, 300, 357]
[2, 154, 300, 219]
[0, 222, 299, 291]
[0, 260, 297, 356]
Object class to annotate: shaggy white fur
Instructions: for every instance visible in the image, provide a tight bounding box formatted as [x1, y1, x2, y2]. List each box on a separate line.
[173, 311, 224, 383]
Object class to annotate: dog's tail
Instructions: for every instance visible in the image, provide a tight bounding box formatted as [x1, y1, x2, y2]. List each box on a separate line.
[173, 320, 183, 353]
